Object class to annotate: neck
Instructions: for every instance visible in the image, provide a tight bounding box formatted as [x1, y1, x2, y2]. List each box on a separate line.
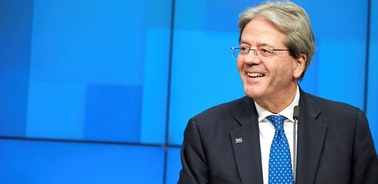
[255, 85, 297, 114]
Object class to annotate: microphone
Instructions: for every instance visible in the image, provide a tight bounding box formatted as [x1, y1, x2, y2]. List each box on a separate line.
[293, 106, 300, 120]
[293, 106, 300, 183]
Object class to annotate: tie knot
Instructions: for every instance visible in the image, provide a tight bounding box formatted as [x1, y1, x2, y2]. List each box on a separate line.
[266, 115, 286, 131]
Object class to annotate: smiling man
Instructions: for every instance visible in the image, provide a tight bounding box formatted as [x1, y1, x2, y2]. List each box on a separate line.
[178, 1, 378, 184]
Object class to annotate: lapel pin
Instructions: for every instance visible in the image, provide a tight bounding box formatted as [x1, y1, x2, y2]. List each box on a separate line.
[235, 137, 243, 144]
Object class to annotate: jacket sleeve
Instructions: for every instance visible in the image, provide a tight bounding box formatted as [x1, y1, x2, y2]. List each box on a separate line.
[351, 109, 378, 184]
[178, 118, 209, 184]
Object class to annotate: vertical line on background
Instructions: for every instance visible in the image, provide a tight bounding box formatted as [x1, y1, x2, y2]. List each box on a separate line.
[163, 0, 176, 183]
[363, 0, 371, 112]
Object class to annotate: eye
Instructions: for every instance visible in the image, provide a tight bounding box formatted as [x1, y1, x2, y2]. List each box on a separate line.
[240, 46, 250, 54]
[260, 48, 272, 54]
[259, 47, 273, 56]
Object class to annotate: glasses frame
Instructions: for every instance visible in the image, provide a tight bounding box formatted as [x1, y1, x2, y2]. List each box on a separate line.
[231, 46, 290, 59]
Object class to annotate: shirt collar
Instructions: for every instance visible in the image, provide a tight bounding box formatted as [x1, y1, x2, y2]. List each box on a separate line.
[255, 85, 300, 122]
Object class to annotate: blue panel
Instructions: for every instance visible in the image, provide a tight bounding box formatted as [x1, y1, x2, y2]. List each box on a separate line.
[146, 0, 173, 28]
[317, 39, 366, 110]
[367, 0, 378, 150]
[174, 0, 261, 31]
[26, 80, 86, 139]
[0, 139, 164, 184]
[140, 28, 170, 144]
[174, 0, 207, 30]
[0, 0, 33, 136]
[140, 0, 172, 144]
[294, 0, 368, 39]
[204, 0, 256, 32]
[166, 147, 182, 184]
[27, 0, 155, 143]
[84, 84, 142, 143]
[30, 0, 146, 86]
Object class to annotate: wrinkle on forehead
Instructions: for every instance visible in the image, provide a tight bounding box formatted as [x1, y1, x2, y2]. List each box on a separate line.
[239, 17, 287, 48]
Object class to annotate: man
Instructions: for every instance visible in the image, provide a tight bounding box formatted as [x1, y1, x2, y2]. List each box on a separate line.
[178, 1, 378, 184]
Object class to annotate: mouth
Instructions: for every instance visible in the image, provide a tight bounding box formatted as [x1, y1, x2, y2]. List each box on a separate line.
[246, 72, 265, 78]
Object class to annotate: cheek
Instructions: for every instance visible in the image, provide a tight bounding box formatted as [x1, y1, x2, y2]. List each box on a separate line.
[273, 59, 293, 74]
[236, 58, 243, 71]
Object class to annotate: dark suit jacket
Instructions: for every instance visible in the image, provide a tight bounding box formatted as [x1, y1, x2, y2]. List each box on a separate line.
[178, 89, 378, 184]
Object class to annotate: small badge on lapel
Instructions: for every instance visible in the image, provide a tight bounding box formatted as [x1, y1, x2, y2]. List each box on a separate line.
[235, 137, 243, 144]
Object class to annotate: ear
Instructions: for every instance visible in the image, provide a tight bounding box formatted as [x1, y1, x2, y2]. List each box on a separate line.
[293, 54, 306, 79]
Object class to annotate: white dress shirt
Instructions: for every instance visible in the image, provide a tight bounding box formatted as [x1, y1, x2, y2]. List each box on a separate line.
[255, 86, 300, 184]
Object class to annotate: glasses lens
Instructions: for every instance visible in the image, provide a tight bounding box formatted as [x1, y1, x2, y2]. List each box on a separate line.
[231, 47, 239, 59]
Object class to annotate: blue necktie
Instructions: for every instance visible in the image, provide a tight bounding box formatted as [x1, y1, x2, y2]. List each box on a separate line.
[267, 115, 293, 184]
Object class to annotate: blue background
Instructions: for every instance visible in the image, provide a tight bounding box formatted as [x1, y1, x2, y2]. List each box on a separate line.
[0, 0, 377, 183]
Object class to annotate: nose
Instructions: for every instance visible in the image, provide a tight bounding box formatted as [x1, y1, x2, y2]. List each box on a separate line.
[248, 48, 258, 56]
[243, 49, 262, 64]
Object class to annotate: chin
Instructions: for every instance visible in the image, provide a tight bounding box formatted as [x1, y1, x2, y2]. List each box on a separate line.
[243, 86, 263, 99]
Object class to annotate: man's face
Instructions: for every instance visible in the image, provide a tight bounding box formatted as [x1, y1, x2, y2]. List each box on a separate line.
[237, 17, 304, 104]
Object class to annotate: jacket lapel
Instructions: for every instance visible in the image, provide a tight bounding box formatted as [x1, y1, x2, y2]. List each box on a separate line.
[296, 91, 328, 184]
[230, 97, 264, 184]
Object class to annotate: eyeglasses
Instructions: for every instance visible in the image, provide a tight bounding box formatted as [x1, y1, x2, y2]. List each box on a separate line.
[231, 46, 289, 59]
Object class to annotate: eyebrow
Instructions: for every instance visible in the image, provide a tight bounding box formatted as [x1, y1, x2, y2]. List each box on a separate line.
[258, 43, 273, 47]
[239, 40, 274, 47]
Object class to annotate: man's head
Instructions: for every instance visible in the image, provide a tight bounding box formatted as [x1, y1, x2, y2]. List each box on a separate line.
[238, 1, 315, 81]
[236, 1, 315, 110]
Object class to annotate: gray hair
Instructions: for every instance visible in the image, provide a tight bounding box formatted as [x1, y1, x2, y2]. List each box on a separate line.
[238, 1, 315, 81]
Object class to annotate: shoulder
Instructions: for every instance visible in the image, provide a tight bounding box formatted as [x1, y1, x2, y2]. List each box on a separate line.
[302, 92, 366, 124]
[188, 96, 250, 128]
[192, 96, 247, 120]
[304, 92, 361, 114]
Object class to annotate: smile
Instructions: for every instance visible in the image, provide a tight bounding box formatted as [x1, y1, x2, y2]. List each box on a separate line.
[247, 72, 265, 78]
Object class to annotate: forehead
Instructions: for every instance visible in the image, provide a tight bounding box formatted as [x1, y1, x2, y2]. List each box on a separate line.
[240, 17, 286, 46]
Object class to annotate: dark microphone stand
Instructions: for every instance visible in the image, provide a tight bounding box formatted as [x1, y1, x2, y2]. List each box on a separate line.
[293, 106, 300, 183]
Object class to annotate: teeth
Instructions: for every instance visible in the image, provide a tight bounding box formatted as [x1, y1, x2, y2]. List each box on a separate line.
[247, 72, 264, 77]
